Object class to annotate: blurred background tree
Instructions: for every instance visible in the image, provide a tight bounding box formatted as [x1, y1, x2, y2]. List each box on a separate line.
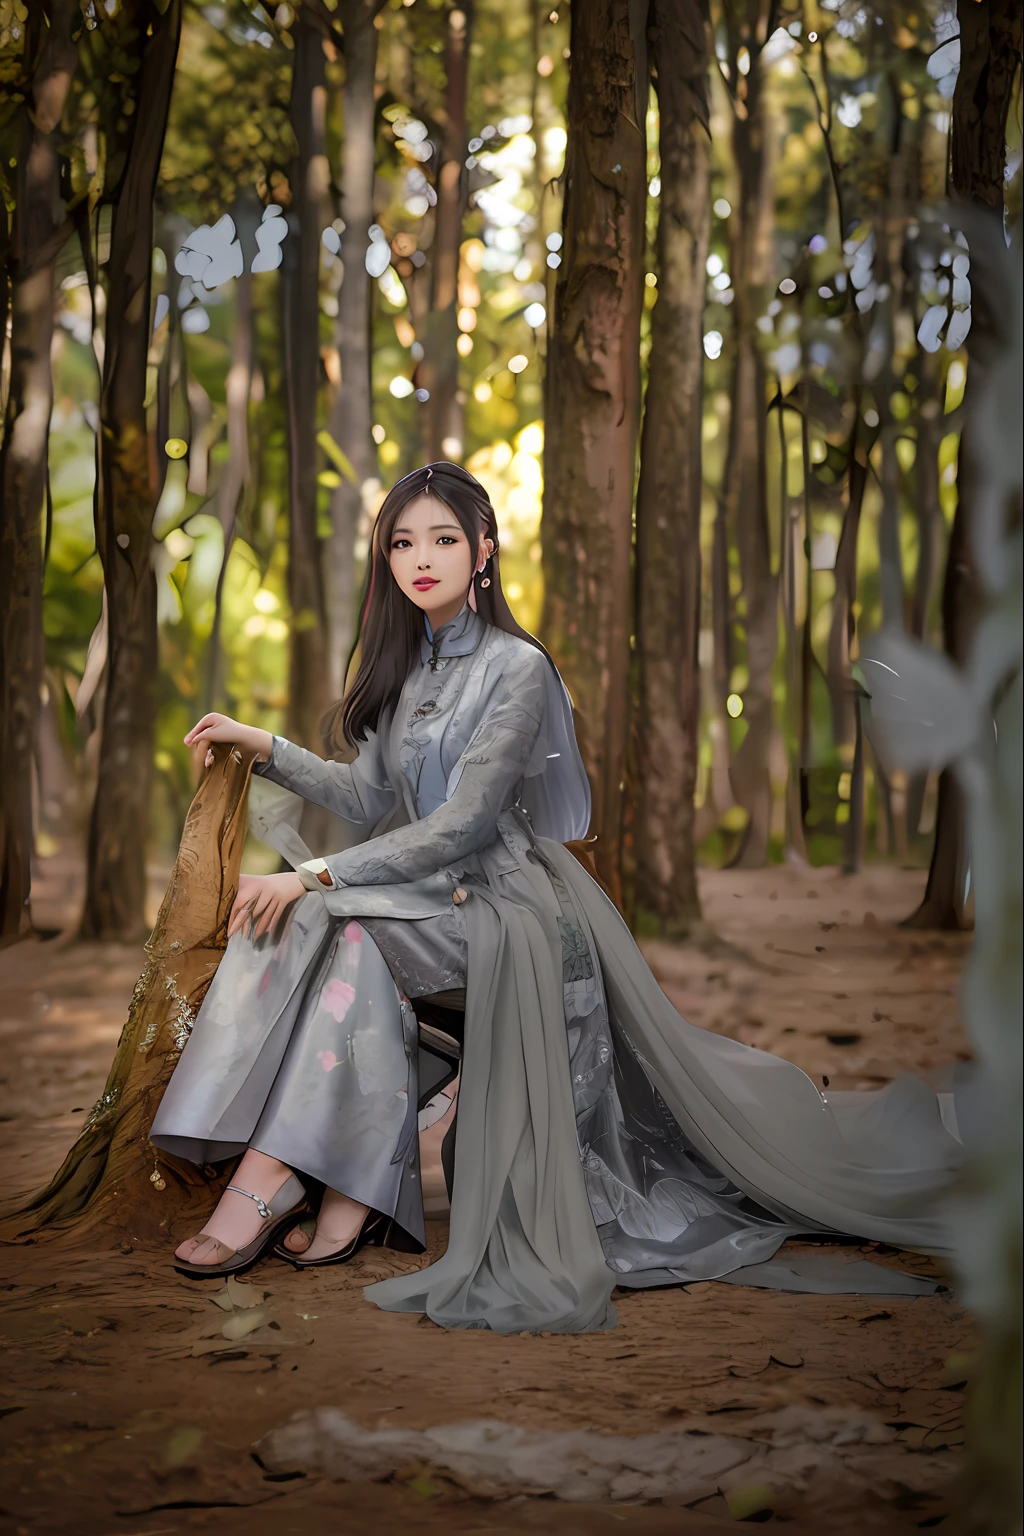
[0, 0, 1019, 938]
[0, 1, 1020, 1522]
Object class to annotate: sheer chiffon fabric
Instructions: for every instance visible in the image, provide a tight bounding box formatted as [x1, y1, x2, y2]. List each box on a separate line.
[152, 606, 961, 1332]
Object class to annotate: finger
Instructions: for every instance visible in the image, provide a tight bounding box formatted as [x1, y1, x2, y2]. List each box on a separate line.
[228, 904, 252, 939]
[254, 900, 280, 940]
[183, 714, 217, 745]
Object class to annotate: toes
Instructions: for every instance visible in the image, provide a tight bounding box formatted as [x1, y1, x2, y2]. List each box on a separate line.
[180, 1235, 231, 1266]
[175, 1236, 203, 1262]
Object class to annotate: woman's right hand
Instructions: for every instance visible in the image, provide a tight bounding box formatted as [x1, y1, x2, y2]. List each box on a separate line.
[184, 713, 273, 765]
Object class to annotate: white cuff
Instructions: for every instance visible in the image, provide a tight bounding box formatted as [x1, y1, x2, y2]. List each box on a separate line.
[297, 858, 336, 892]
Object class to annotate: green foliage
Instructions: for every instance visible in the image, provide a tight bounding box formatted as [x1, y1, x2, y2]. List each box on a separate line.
[35, 0, 985, 869]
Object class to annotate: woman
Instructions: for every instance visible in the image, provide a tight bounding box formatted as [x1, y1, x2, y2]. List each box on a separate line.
[152, 462, 962, 1334]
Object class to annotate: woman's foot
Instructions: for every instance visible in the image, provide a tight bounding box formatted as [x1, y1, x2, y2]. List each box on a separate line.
[282, 1187, 370, 1261]
[174, 1149, 297, 1266]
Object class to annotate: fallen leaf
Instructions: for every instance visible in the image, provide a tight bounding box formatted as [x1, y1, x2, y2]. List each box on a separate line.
[222, 1307, 271, 1340]
[725, 1483, 775, 1520]
[164, 1425, 203, 1468]
[227, 1275, 265, 1309]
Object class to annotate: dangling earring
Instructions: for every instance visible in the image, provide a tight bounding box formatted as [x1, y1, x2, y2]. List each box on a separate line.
[480, 573, 491, 588]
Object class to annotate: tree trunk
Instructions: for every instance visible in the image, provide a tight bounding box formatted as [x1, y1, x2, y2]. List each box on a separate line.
[905, 349, 945, 839]
[633, 0, 709, 935]
[205, 203, 258, 711]
[422, 2, 472, 465]
[776, 404, 808, 864]
[950, 0, 1022, 210]
[0, 5, 77, 943]
[540, 0, 648, 909]
[903, 495, 978, 927]
[283, 14, 332, 752]
[82, 0, 182, 941]
[722, 9, 777, 868]
[0, 747, 258, 1243]
[907, 0, 1020, 928]
[826, 435, 868, 867]
[325, 0, 380, 700]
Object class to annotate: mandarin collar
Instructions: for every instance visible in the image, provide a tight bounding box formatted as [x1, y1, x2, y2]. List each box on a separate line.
[419, 602, 484, 667]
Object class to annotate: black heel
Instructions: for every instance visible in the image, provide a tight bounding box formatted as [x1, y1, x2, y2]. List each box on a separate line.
[272, 1208, 388, 1269]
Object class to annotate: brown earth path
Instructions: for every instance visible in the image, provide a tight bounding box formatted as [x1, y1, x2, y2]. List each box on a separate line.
[0, 863, 973, 1535]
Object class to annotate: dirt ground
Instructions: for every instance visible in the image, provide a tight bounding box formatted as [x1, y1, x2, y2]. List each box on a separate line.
[0, 862, 974, 1535]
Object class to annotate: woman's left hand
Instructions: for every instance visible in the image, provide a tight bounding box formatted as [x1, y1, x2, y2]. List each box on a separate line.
[229, 872, 306, 941]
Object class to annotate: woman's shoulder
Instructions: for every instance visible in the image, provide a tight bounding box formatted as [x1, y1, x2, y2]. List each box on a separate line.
[480, 625, 550, 681]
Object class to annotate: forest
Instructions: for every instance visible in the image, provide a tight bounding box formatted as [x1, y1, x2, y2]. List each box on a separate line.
[1, 0, 1017, 953]
[1, 1, 1022, 1531]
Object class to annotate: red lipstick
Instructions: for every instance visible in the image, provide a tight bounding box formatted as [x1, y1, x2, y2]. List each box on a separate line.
[413, 577, 439, 590]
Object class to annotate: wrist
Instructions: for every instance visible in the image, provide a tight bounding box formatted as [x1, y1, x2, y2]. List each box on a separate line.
[248, 727, 273, 762]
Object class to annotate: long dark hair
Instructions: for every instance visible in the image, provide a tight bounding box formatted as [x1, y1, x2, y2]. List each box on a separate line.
[322, 462, 548, 750]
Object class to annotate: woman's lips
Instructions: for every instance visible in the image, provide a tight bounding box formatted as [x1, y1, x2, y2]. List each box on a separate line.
[413, 578, 439, 590]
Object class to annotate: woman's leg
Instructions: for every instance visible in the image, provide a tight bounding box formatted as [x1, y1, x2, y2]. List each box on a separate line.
[165, 903, 466, 1267]
[174, 1148, 298, 1265]
[280, 1187, 370, 1258]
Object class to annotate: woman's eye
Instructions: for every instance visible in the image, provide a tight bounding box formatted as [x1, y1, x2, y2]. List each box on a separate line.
[437, 535, 458, 545]
[391, 538, 411, 550]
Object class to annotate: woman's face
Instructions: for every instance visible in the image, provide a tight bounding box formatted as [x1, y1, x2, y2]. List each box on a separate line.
[386, 493, 492, 628]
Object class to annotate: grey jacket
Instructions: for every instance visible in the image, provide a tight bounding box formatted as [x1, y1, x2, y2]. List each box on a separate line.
[252, 611, 582, 920]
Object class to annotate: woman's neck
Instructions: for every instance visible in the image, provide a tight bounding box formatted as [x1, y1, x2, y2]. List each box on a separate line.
[423, 594, 470, 637]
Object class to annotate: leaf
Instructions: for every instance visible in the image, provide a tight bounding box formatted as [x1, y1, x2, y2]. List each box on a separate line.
[926, 38, 960, 83]
[222, 1306, 271, 1340]
[252, 213, 288, 273]
[726, 1483, 775, 1520]
[226, 1274, 265, 1309]
[365, 240, 392, 279]
[944, 306, 971, 352]
[917, 304, 948, 354]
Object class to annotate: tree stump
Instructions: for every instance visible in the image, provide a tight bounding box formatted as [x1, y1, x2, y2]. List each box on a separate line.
[0, 746, 257, 1245]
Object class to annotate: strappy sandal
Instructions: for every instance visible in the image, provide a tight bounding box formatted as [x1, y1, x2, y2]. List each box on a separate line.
[174, 1173, 307, 1280]
[273, 1207, 391, 1269]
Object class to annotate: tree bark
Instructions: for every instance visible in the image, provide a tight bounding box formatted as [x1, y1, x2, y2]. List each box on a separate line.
[722, 3, 777, 868]
[0, 3, 77, 943]
[826, 435, 868, 867]
[283, 14, 332, 752]
[907, 0, 1020, 928]
[776, 403, 808, 864]
[950, 0, 1022, 211]
[199, 198, 256, 712]
[422, 2, 472, 465]
[541, 0, 648, 909]
[0, 747, 258, 1243]
[82, 0, 182, 940]
[325, 0, 380, 700]
[633, 0, 709, 935]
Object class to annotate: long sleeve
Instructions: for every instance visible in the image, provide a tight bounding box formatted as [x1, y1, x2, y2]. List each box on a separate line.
[254, 727, 396, 826]
[314, 649, 548, 889]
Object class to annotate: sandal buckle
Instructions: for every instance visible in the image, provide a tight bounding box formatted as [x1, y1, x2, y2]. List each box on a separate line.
[227, 1184, 272, 1220]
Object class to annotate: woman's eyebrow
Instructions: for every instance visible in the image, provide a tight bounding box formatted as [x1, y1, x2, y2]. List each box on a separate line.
[391, 523, 462, 535]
